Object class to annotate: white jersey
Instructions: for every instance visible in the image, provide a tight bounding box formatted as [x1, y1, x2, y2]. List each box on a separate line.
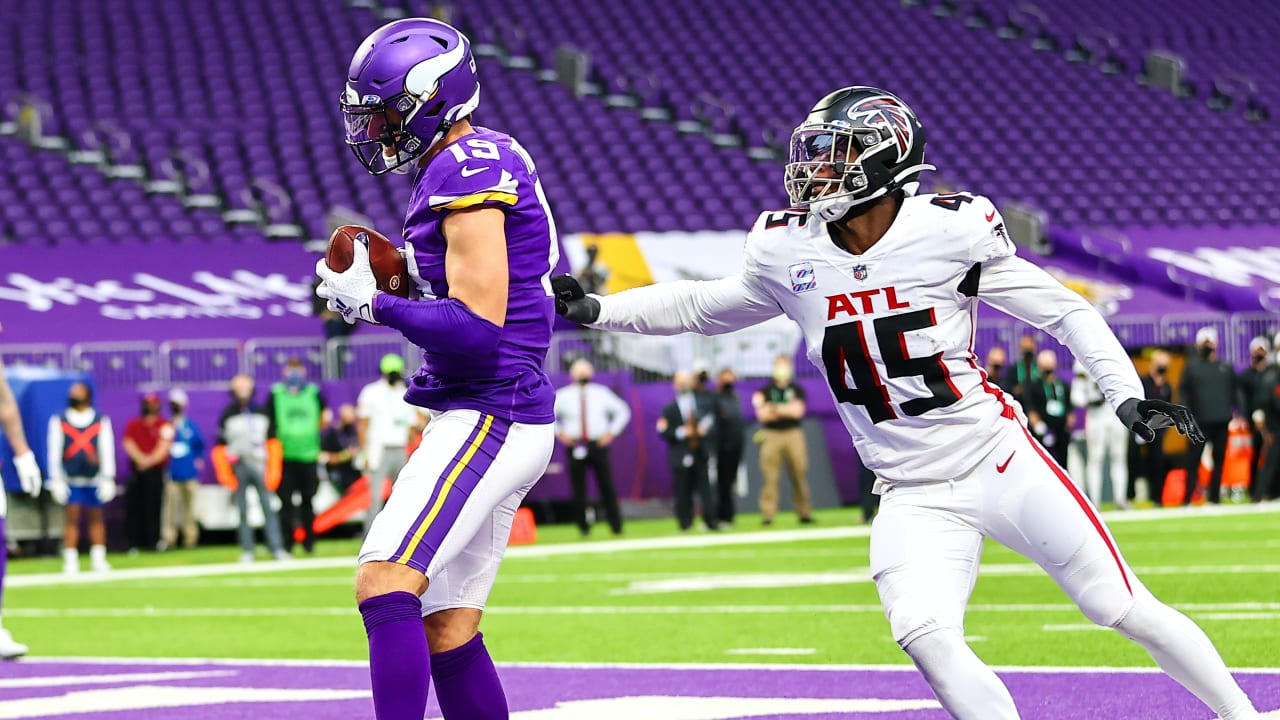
[590, 192, 1144, 484]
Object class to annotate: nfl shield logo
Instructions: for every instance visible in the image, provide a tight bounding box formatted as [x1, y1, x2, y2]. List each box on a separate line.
[787, 262, 817, 294]
[853, 264, 869, 281]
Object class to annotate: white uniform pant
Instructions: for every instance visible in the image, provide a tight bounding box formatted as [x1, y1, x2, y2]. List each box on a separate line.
[871, 418, 1141, 649]
[359, 409, 553, 616]
[1084, 405, 1130, 507]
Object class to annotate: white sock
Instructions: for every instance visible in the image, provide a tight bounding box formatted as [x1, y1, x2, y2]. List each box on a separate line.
[904, 629, 1020, 720]
[1116, 592, 1259, 719]
[90, 545, 107, 563]
[62, 547, 78, 564]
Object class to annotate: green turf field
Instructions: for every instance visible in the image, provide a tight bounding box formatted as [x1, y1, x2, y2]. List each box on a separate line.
[5, 506, 1279, 668]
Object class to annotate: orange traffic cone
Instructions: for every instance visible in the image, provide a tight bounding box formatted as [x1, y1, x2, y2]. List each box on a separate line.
[508, 507, 537, 546]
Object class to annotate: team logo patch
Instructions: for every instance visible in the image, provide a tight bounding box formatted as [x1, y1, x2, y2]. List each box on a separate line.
[846, 96, 914, 162]
[787, 262, 818, 294]
[395, 96, 416, 112]
[852, 264, 869, 281]
[361, 94, 381, 106]
[991, 222, 1011, 248]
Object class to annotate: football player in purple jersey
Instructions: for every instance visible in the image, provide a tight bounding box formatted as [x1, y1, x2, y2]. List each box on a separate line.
[317, 18, 560, 720]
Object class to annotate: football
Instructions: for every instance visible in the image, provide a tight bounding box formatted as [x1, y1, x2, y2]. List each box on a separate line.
[325, 225, 413, 298]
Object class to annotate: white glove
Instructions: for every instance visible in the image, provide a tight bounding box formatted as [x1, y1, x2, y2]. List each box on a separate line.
[46, 477, 70, 505]
[315, 240, 380, 325]
[95, 476, 117, 504]
[13, 451, 42, 497]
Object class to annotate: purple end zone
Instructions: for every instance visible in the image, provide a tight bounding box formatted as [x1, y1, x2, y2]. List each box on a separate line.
[1, 660, 1276, 719]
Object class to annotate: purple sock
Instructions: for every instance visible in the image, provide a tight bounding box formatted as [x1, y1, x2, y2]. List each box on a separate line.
[360, 591, 429, 720]
[431, 632, 509, 720]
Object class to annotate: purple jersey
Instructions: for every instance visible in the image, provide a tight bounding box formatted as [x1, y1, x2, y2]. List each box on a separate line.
[400, 127, 559, 424]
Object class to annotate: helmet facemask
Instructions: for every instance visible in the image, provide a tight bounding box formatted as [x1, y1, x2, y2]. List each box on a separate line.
[784, 121, 934, 222]
[341, 91, 445, 176]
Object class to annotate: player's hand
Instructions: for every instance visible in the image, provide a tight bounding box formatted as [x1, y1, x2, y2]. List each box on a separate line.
[45, 477, 70, 505]
[551, 275, 600, 324]
[95, 477, 117, 504]
[13, 450, 42, 497]
[1118, 398, 1204, 445]
[315, 241, 380, 325]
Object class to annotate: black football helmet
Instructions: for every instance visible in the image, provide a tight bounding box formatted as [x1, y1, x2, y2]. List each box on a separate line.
[784, 86, 935, 222]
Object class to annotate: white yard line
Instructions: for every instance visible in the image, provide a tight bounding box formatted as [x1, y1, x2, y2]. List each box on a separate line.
[8, 503, 1277, 589]
[8, 601, 1280, 619]
[724, 648, 817, 656]
[16, 656, 1280, 675]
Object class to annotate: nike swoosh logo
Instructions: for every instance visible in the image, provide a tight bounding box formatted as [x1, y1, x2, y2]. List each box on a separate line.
[985, 210, 996, 222]
[996, 451, 1015, 473]
[459, 165, 488, 178]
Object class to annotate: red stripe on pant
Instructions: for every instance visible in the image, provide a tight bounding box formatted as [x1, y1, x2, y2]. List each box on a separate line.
[1017, 421, 1132, 594]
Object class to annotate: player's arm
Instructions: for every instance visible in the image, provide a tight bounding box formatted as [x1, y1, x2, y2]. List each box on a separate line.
[373, 207, 507, 353]
[978, 255, 1201, 442]
[557, 272, 782, 336]
[0, 361, 30, 456]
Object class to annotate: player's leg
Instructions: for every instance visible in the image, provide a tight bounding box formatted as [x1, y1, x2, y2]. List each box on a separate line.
[420, 475, 545, 720]
[694, 456, 717, 529]
[1206, 422, 1230, 504]
[160, 478, 177, 549]
[986, 423, 1259, 719]
[356, 410, 550, 720]
[758, 433, 782, 523]
[590, 445, 623, 534]
[871, 483, 1018, 719]
[0, 490, 25, 659]
[672, 464, 694, 530]
[62, 499, 82, 573]
[1106, 416, 1130, 508]
[567, 450, 590, 535]
[783, 429, 813, 520]
[87, 506, 110, 572]
[181, 481, 199, 547]
[298, 465, 319, 554]
[1084, 411, 1105, 505]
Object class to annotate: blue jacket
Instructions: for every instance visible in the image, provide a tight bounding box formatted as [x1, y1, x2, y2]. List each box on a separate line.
[168, 416, 206, 481]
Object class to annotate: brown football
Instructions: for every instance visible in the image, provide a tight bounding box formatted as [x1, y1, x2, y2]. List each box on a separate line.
[325, 225, 413, 298]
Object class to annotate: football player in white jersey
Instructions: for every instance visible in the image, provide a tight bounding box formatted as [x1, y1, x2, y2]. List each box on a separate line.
[553, 86, 1260, 719]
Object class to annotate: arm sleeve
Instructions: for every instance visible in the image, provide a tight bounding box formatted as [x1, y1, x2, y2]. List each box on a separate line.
[98, 418, 116, 479]
[979, 254, 1144, 411]
[590, 272, 782, 336]
[375, 293, 502, 355]
[47, 416, 64, 484]
[606, 389, 632, 435]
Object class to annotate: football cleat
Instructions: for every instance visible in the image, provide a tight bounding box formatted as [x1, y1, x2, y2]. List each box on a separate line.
[0, 627, 28, 660]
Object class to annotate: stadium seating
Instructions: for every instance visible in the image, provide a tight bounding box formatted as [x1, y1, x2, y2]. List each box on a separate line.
[2, 0, 1277, 244]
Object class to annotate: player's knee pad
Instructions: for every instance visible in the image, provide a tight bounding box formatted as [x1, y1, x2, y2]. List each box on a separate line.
[1066, 555, 1135, 628]
[1112, 586, 1169, 642]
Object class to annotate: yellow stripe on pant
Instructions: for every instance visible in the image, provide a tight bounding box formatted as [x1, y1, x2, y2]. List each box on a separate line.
[396, 414, 495, 565]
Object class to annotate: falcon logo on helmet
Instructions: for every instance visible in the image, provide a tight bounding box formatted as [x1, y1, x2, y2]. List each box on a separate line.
[784, 86, 936, 223]
[847, 96, 914, 163]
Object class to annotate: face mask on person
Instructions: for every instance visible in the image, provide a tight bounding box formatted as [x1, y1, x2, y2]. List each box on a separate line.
[285, 370, 305, 389]
[720, 382, 735, 393]
[1253, 352, 1268, 365]
[576, 376, 591, 386]
[141, 401, 159, 417]
[386, 371, 403, 385]
[1153, 365, 1167, 376]
[1022, 350, 1035, 364]
[170, 402, 183, 416]
[773, 367, 793, 384]
[67, 395, 89, 410]
[989, 364, 1004, 377]
[1199, 345, 1214, 359]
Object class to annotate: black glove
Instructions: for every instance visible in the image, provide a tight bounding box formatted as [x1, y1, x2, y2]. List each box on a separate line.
[1117, 397, 1205, 445]
[551, 274, 601, 324]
